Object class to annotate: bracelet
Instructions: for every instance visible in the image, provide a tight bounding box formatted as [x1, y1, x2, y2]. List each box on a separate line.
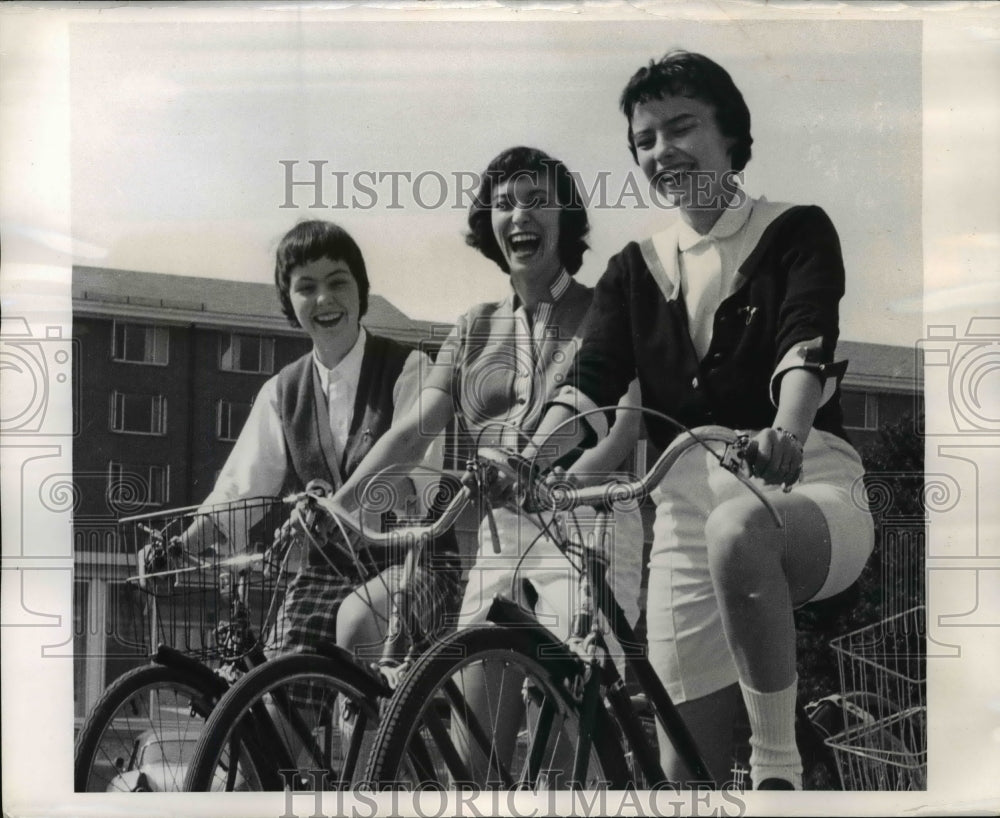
[774, 427, 803, 453]
[774, 428, 804, 492]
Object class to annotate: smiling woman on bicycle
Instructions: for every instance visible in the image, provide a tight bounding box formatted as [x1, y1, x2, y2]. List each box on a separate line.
[173, 219, 460, 662]
[524, 52, 875, 790]
[335, 146, 643, 644]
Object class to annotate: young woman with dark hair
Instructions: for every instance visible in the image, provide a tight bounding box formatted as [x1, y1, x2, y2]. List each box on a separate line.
[523, 52, 875, 789]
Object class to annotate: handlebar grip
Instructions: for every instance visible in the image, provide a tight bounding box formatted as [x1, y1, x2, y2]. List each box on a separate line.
[743, 437, 760, 476]
[485, 504, 502, 554]
[305, 478, 334, 498]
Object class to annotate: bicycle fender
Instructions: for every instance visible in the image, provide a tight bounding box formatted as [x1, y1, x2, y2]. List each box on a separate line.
[485, 595, 583, 679]
[152, 645, 230, 695]
[311, 641, 393, 698]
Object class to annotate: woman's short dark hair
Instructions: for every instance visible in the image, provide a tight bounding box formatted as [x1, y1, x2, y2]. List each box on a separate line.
[274, 220, 370, 326]
[466, 146, 590, 276]
[620, 50, 753, 172]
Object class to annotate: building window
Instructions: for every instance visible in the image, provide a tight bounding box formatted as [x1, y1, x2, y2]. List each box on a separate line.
[219, 334, 274, 374]
[107, 461, 170, 506]
[842, 390, 879, 430]
[111, 322, 169, 365]
[217, 399, 252, 441]
[110, 392, 167, 435]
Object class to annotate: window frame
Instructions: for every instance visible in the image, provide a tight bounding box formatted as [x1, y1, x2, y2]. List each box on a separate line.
[109, 391, 167, 436]
[107, 461, 170, 507]
[218, 333, 275, 375]
[841, 389, 880, 431]
[110, 321, 170, 366]
[216, 398, 252, 442]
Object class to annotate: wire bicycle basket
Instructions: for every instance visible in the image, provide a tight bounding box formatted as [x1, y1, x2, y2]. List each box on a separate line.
[819, 605, 927, 790]
[117, 497, 291, 664]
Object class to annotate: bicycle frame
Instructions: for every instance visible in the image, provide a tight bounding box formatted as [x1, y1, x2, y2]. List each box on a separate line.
[466, 426, 779, 789]
[483, 580, 714, 787]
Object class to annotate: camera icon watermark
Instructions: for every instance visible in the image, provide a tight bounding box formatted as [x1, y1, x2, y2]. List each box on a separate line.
[917, 317, 1000, 435]
[0, 316, 79, 436]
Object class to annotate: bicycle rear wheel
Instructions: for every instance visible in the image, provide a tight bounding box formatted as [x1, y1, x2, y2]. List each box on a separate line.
[365, 625, 630, 790]
[74, 662, 223, 792]
[183, 651, 381, 791]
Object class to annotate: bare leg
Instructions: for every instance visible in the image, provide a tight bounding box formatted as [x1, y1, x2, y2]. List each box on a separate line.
[657, 683, 740, 787]
[705, 493, 829, 691]
[705, 492, 831, 788]
[336, 574, 393, 661]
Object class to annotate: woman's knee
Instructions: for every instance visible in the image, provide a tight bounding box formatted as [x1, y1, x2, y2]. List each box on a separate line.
[336, 591, 384, 648]
[704, 500, 783, 591]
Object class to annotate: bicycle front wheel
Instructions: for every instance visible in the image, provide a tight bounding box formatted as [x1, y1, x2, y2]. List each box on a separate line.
[183, 651, 381, 791]
[74, 662, 223, 792]
[365, 625, 630, 790]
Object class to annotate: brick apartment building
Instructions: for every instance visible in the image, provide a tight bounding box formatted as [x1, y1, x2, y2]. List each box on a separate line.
[71, 265, 923, 718]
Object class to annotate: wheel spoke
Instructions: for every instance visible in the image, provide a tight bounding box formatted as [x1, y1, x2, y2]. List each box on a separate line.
[75, 664, 218, 793]
[522, 694, 557, 787]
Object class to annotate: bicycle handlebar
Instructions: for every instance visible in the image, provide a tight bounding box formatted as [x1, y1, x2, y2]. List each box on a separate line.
[283, 478, 475, 549]
[543, 425, 782, 528]
[146, 422, 779, 582]
[309, 425, 782, 545]
[475, 424, 782, 530]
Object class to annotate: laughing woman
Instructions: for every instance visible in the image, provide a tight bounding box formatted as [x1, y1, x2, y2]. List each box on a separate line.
[523, 52, 875, 789]
[334, 146, 644, 645]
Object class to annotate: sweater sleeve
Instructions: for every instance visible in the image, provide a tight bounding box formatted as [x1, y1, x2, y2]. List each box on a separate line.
[769, 206, 849, 407]
[553, 248, 639, 442]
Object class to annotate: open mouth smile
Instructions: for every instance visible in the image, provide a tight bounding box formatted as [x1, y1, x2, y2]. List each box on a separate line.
[313, 311, 345, 328]
[507, 232, 543, 260]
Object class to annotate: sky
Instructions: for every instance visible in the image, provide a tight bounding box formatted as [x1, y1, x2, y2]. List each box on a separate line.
[61, 16, 932, 345]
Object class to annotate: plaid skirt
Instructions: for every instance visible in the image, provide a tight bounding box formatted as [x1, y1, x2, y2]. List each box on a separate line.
[268, 557, 462, 657]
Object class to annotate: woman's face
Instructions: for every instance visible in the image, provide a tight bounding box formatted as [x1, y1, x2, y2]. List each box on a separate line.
[288, 256, 361, 360]
[490, 173, 562, 282]
[630, 94, 736, 211]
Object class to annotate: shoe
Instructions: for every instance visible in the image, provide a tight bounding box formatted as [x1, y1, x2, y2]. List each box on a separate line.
[757, 778, 795, 790]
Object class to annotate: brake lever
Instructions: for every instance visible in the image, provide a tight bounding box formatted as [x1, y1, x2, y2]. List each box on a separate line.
[477, 464, 504, 554]
[478, 501, 499, 554]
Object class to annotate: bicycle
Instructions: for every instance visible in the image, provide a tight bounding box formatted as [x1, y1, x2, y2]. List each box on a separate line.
[74, 496, 289, 792]
[362, 423, 785, 791]
[180, 468, 477, 792]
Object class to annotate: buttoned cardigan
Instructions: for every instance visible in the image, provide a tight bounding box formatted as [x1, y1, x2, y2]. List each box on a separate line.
[564, 204, 850, 450]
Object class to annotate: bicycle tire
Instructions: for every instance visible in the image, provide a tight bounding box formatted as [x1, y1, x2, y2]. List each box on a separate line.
[365, 625, 630, 790]
[183, 651, 380, 791]
[74, 662, 223, 792]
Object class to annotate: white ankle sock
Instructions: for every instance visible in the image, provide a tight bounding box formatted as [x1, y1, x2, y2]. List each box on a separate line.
[739, 677, 803, 790]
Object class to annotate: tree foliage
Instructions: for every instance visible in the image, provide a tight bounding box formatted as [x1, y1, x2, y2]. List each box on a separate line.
[796, 412, 925, 703]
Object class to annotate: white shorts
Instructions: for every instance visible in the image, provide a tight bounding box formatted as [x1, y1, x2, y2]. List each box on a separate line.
[457, 504, 645, 645]
[646, 428, 874, 703]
